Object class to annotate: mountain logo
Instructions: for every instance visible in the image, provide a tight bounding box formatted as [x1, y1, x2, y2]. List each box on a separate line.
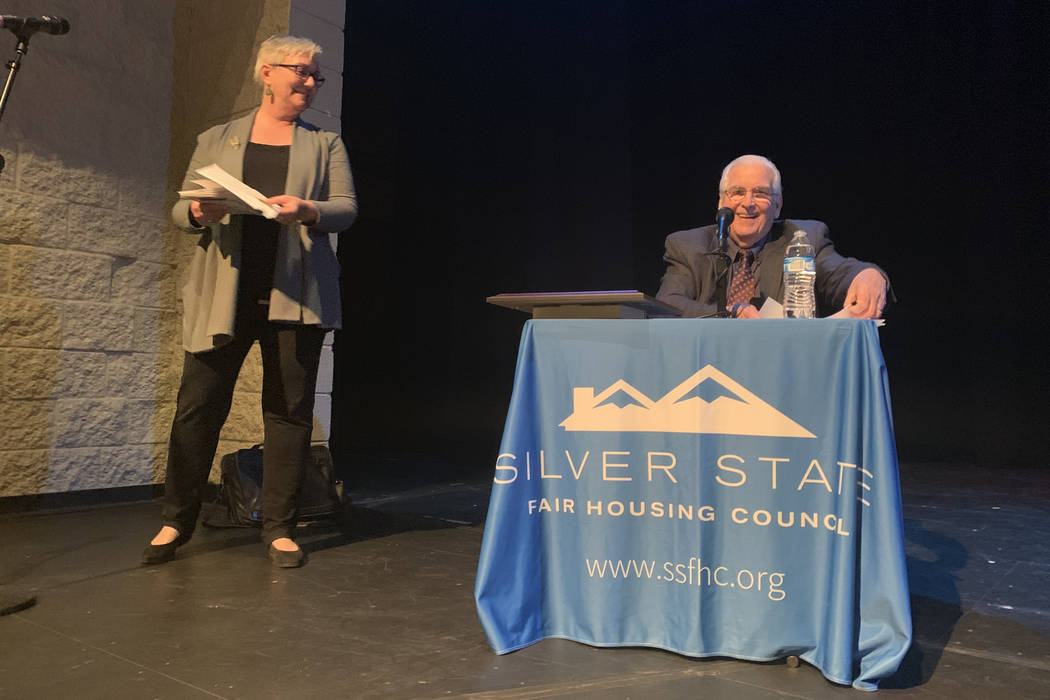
[559, 365, 816, 438]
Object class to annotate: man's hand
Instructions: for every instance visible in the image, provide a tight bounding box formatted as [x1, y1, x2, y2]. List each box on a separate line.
[729, 304, 761, 319]
[843, 268, 887, 318]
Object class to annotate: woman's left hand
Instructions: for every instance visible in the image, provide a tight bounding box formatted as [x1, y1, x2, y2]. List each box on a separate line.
[266, 195, 319, 226]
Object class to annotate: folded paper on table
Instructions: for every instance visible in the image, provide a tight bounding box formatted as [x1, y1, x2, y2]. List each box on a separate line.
[759, 297, 885, 325]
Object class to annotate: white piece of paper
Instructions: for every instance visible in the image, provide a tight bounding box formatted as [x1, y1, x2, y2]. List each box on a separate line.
[179, 163, 281, 221]
[828, 306, 886, 326]
[760, 297, 884, 325]
[758, 297, 784, 318]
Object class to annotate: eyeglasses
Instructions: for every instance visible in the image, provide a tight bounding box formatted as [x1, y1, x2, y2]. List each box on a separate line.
[272, 64, 326, 86]
[722, 186, 777, 204]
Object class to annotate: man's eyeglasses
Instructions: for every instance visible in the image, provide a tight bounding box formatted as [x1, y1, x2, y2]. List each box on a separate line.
[272, 64, 326, 86]
[722, 186, 777, 204]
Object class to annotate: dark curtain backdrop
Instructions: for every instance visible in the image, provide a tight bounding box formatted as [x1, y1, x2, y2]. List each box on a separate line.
[335, 0, 1049, 480]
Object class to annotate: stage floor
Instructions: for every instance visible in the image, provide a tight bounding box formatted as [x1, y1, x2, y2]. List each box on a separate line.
[1, 463, 1048, 698]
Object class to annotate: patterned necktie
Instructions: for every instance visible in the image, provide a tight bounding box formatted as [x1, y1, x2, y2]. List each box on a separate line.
[727, 250, 755, 309]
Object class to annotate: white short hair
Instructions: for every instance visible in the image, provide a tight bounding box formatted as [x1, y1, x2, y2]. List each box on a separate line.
[254, 35, 323, 84]
[718, 155, 782, 196]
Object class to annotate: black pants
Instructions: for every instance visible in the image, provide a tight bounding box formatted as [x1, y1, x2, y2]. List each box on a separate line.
[161, 301, 326, 544]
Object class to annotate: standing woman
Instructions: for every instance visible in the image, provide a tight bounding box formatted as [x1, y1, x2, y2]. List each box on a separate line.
[143, 35, 357, 568]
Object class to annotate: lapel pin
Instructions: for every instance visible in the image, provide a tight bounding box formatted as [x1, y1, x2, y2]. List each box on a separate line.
[229, 137, 241, 149]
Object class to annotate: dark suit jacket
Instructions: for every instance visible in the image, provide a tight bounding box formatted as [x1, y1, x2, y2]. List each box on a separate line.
[656, 219, 885, 318]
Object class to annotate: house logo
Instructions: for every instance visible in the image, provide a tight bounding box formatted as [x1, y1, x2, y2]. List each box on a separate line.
[559, 365, 815, 438]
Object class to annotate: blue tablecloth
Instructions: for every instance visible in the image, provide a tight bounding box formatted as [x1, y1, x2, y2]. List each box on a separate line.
[475, 319, 911, 690]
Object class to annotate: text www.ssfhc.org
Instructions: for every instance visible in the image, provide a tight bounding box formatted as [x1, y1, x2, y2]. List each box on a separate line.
[585, 557, 786, 601]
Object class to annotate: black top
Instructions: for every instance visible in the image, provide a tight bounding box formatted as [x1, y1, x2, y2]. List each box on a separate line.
[239, 142, 290, 304]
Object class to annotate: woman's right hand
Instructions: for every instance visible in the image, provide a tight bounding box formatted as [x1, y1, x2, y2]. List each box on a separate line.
[190, 199, 230, 227]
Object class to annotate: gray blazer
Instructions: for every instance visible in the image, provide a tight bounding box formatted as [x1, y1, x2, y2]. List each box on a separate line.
[172, 109, 358, 353]
[656, 219, 885, 318]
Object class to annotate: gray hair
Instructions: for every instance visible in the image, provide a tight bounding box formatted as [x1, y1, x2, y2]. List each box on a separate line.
[718, 154, 783, 196]
[253, 35, 323, 84]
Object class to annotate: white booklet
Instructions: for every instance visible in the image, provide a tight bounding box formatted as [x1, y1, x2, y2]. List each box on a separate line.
[178, 163, 281, 222]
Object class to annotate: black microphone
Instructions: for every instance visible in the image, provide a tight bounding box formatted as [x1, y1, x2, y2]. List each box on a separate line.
[715, 207, 734, 249]
[0, 15, 70, 36]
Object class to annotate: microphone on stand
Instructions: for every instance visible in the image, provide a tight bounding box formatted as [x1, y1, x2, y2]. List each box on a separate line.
[715, 207, 734, 251]
[0, 14, 70, 168]
[0, 15, 70, 36]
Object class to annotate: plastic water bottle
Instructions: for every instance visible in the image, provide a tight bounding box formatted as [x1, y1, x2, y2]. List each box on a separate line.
[783, 230, 816, 318]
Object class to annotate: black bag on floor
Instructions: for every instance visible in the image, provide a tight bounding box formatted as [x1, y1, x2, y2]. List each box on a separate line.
[205, 444, 347, 528]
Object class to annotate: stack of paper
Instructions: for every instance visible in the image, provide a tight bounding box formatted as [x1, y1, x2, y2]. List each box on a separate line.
[178, 163, 281, 220]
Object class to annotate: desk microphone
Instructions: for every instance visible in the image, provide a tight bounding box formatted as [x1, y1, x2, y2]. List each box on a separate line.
[715, 207, 734, 250]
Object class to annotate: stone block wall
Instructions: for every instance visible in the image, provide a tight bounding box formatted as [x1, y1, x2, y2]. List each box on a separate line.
[0, 0, 347, 498]
[0, 0, 177, 497]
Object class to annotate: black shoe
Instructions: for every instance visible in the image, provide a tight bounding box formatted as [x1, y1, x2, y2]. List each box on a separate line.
[268, 543, 305, 568]
[141, 532, 189, 565]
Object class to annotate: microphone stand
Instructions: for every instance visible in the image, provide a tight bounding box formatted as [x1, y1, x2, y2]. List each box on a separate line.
[0, 30, 38, 615]
[0, 585, 36, 615]
[696, 251, 733, 318]
[0, 31, 33, 173]
[708, 224, 733, 318]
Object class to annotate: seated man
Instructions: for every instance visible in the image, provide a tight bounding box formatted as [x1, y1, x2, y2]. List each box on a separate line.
[656, 154, 888, 319]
